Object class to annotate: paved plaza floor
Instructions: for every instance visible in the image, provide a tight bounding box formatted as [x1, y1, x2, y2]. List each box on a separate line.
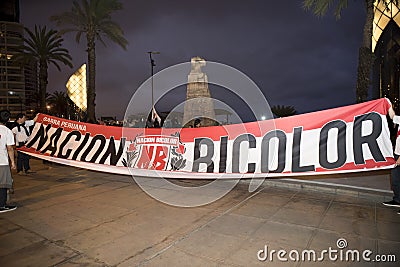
[0, 159, 399, 266]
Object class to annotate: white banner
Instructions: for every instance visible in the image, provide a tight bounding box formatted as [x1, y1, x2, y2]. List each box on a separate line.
[20, 98, 395, 178]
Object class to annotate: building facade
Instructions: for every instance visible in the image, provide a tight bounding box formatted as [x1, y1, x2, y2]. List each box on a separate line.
[372, 1, 400, 111]
[0, 21, 25, 118]
[0, 0, 37, 119]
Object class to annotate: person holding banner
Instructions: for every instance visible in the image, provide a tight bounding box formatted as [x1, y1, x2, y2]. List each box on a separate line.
[385, 106, 400, 214]
[0, 110, 17, 213]
[194, 118, 201, 128]
[11, 113, 37, 174]
[151, 107, 162, 128]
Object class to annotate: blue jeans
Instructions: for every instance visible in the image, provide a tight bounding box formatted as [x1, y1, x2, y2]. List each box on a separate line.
[17, 151, 30, 173]
[391, 154, 400, 203]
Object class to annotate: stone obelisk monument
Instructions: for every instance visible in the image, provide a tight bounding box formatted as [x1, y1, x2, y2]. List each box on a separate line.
[183, 57, 216, 127]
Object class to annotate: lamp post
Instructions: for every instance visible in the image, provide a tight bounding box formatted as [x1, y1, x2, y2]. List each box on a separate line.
[147, 51, 160, 108]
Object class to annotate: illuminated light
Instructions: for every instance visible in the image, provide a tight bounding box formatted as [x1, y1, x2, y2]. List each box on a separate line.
[372, 1, 400, 52]
[0, 53, 13, 59]
[66, 64, 87, 111]
[261, 116, 266, 120]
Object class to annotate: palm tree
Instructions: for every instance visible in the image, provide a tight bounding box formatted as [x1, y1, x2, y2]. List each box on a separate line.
[271, 105, 297, 118]
[28, 91, 51, 113]
[48, 91, 74, 118]
[51, 0, 128, 123]
[13, 25, 73, 113]
[303, 0, 398, 103]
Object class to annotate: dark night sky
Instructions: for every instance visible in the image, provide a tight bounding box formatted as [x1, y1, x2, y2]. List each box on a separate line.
[20, 0, 366, 120]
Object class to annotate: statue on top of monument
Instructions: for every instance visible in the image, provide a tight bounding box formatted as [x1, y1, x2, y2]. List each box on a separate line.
[189, 56, 207, 83]
[191, 56, 206, 72]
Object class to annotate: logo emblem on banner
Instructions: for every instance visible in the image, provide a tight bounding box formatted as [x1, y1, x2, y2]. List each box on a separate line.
[125, 133, 186, 171]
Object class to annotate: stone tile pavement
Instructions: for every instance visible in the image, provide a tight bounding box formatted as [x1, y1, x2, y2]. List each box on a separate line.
[0, 159, 399, 266]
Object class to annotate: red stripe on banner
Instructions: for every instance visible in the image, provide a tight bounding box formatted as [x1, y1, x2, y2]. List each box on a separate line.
[38, 115, 125, 138]
[34, 98, 392, 142]
[272, 98, 390, 132]
[176, 98, 392, 142]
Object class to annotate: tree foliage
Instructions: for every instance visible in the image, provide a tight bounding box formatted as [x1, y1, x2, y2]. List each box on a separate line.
[51, 0, 128, 122]
[13, 25, 73, 113]
[271, 105, 297, 118]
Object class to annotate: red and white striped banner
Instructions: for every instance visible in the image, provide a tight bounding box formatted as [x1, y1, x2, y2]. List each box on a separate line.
[20, 98, 396, 178]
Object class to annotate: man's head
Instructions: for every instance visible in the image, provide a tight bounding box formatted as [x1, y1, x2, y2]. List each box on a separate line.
[16, 113, 26, 124]
[0, 110, 11, 124]
[194, 118, 201, 128]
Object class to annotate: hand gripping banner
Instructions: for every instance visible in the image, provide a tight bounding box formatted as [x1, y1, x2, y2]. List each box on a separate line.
[19, 98, 395, 179]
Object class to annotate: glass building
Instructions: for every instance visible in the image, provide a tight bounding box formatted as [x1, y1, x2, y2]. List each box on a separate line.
[66, 64, 87, 112]
[0, 0, 37, 118]
[372, 1, 400, 111]
[0, 20, 25, 118]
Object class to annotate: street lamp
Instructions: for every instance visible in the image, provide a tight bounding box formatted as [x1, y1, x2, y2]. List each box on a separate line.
[147, 51, 160, 108]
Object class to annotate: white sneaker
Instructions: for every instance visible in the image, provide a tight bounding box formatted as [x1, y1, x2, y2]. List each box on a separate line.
[0, 205, 17, 213]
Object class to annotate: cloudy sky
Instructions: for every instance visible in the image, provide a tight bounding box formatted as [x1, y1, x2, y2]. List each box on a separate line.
[20, 0, 366, 120]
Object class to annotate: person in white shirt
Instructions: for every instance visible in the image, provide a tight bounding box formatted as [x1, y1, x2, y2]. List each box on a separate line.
[0, 110, 17, 213]
[385, 105, 400, 214]
[11, 113, 37, 174]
